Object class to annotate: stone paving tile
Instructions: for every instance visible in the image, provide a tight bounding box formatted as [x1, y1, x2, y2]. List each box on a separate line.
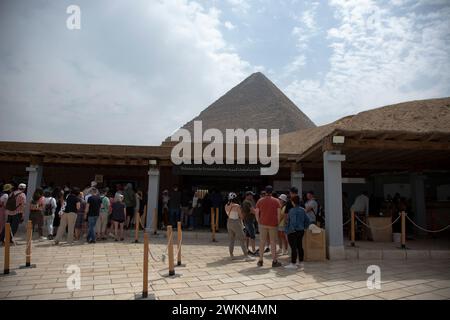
[1, 233, 449, 300]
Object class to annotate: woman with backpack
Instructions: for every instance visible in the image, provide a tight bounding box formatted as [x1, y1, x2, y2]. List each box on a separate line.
[43, 190, 57, 240]
[29, 188, 45, 237]
[225, 192, 254, 262]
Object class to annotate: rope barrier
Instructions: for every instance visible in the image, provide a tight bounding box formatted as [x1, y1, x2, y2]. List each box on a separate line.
[342, 218, 351, 226]
[355, 215, 401, 230]
[406, 215, 450, 233]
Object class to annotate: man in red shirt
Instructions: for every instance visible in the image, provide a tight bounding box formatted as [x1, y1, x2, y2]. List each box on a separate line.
[255, 185, 282, 267]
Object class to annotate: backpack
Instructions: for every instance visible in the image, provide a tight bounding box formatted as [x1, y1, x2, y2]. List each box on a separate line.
[43, 198, 54, 216]
[5, 192, 20, 211]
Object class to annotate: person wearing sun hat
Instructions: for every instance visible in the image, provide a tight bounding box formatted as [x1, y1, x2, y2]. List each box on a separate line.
[0, 183, 27, 243]
[0, 184, 13, 237]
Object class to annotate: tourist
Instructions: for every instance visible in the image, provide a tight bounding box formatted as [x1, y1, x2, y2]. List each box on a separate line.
[351, 191, 371, 240]
[255, 185, 282, 268]
[54, 187, 80, 245]
[111, 193, 126, 241]
[29, 188, 45, 237]
[202, 192, 211, 228]
[284, 195, 310, 270]
[123, 183, 136, 229]
[242, 191, 258, 256]
[305, 191, 318, 224]
[168, 185, 181, 227]
[277, 194, 289, 255]
[0, 184, 13, 238]
[210, 189, 222, 232]
[161, 190, 169, 229]
[2, 183, 27, 242]
[84, 187, 102, 244]
[96, 188, 110, 240]
[43, 190, 57, 240]
[74, 192, 86, 241]
[52, 188, 64, 237]
[225, 192, 254, 261]
[181, 189, 191, 228]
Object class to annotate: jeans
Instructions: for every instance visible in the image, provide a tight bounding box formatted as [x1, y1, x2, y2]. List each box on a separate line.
[87, 216, 98, 242]
[169, 208, 180, 227]
[0, 213, 21, 241]
[287, 230, 305, 264]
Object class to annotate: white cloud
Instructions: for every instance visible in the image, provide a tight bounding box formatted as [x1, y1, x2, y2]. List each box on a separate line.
[0, 0, 254, 145]
[224, 20, 236, 30]
[285, 0, 450, 124]
[227, 0, 251, 14]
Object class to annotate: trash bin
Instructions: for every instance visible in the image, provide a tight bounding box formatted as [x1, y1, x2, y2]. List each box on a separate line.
[303, 227, 326, 261]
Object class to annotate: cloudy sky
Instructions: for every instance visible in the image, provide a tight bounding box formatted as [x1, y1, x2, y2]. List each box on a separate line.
[0, 0, 449, 145]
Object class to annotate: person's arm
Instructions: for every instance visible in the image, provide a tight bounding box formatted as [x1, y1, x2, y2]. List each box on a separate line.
[123, 206, 127, 221]
[255, 207, 260, 223]
[237, 206, 244, 220]
[84, 202, 89, 218]
[51, 198, 57, 214]
[304, 211, 311, 229]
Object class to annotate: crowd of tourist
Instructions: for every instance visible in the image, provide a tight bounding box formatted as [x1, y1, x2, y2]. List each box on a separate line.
[0, 181, 145, 245]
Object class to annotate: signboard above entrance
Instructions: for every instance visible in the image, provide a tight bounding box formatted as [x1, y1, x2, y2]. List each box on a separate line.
[172, 164, 263, 176]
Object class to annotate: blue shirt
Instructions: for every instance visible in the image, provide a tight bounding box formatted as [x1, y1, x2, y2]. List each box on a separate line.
[285, 206, 311, 234]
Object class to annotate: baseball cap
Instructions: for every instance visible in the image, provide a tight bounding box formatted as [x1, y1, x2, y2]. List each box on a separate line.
[18, 183, 26, 190]
[228, 192, 237, 200]
[278, 194, 288, 202]
[265, 185, 273, 193]
[245, 191, 254, 196]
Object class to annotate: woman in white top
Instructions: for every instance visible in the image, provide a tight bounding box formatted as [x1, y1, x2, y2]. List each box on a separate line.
[224, 192, 254, 261]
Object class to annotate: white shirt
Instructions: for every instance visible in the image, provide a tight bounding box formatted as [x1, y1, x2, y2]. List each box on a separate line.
[351, 194, 369, 216]
[226, 204, 240, 220]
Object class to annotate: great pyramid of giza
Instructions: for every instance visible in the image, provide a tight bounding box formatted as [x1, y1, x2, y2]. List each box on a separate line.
[170, 72, 315, 140]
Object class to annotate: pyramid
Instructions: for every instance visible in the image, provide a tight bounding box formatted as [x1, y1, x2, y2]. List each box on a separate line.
[169, 72, 315, 141]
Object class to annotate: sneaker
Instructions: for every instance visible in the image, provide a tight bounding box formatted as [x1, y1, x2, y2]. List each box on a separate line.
[244, 255, 255, 261]
[272, 260, 282, 268]
[284, 263, 297, 270]
[264, 247, 270, 253]
[257, 260, 263, 267]
[254, 249, 260, 255]
[230, 254, 235, 261]
[247, 250, 254, 256]
[296, 262, 304, 270]
[54, 240, 59, 245]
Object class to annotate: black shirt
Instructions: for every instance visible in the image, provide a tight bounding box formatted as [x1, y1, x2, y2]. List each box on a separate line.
[65, 194, 80, 213]
[87, 195, 102, 217]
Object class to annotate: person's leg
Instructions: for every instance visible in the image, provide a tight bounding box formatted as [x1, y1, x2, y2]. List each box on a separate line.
[92, 216, 98, 241]
[54, 214, 67, 243]
[215, 208, 219, 231]
[297, 230, 305, 263]
[113, 221, 118, 240]
[287, 233, 297, 264]
[67, 213, 77, 244]
[47, 215, 54, 238]
[37, 213, 44, 237]
[269, 228, 278, 262]
[11, 213, 20, 236]
[119, 222, 124, 240]
[227, 220, 235, 257]
[258, 226, 268, 264]
[236, 223, 248, 257]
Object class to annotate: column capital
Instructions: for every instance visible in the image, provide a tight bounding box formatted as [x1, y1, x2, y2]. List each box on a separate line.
[323, 150, 345, 162]
[148, 168, 160, 176]
[26, 164, 42, 172]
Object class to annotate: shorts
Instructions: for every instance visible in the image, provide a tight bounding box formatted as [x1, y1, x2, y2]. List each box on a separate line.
[244, 221, 256, 239]
[126, 207, 134, 218]
[259, 225, 278, 244]
[29, 211, 43, 228]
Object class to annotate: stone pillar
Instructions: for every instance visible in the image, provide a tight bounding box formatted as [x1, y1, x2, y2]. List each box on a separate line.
[410, 173, 426, 236]
[323, 150, 346, 260]
[146, 167, 160, 232]
[291, 171, 304, 195]
[24, 164, 43, 222]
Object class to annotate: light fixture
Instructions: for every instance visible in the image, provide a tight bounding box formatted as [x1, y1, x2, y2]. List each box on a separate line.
[332, 135, 345, 144]
[148, 159, 157, 165]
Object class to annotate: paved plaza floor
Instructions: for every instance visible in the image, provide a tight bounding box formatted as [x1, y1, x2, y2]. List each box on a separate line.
[0, 231, 449, 300]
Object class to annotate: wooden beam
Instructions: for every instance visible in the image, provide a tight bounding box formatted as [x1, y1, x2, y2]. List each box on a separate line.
[343, 137, 450, 151]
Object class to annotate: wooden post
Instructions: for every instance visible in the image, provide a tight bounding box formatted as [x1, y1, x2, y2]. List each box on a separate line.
[210, 208, 216, 242]
[142, 232, 149, 298]
[215, 207, 219, 232]
[4, 223, 11, 274]
[401, 211, 406, 249]
[167, 226, 175, 276]
[177, 221, 182, 266]
[134, 211, 139, 243]
[351, 209, 355, 247]
[26, 220, 32, 267]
